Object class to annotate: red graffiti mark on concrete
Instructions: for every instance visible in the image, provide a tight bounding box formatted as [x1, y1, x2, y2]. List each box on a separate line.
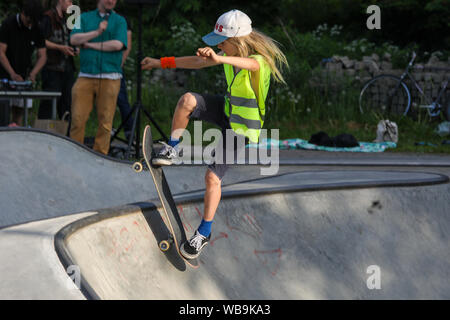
[210, 232, 229, 246]
[224, 215, 241, 240]
[195, 207, 203, 218]
[254, 248, 283, 276]
[108, 223, 143, 261]
[131, 219, 151, 240]
[107, 227, 130, 263]
[225, 214, 242, 232]
[108, 227, 119, 256]
[244, 214, 263, 235]
[178, 205, 193, 232]
[124, 239, 136, 252]
[119, 226, 137, 253]
[225, 213, 261, 240]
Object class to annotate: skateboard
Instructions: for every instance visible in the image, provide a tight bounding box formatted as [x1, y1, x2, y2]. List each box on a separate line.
[133, 125, 199, 268]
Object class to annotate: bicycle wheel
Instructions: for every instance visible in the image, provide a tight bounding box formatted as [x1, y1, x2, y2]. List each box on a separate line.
[359, 75, 411, 116]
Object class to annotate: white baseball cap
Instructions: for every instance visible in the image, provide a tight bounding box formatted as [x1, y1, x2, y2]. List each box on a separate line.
[202, 9, 252, 46]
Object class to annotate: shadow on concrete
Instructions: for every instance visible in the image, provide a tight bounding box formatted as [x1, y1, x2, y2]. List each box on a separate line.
[141, 206, 187, 272]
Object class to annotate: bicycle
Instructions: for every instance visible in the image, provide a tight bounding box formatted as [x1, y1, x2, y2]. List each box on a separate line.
[359, 52, 450, 120]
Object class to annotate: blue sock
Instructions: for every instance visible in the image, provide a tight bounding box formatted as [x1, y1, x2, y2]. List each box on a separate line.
[168, 136, 180, 148]
[197, 219, 213, 237]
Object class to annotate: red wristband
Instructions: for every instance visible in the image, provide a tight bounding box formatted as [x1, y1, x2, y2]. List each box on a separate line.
[160, 57, 176, 69]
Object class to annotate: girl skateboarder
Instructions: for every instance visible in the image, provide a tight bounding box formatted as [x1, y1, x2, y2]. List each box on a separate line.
[141, 9, 287, 259]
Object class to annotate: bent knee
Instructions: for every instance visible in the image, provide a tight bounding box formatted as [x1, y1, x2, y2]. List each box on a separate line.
[178, 92, 197, 112]
[205, 170, 221, 187]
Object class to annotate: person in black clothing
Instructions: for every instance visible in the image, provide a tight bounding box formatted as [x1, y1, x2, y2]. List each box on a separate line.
[0, 0, 46, 127]
[115, 13, 134, 141]
[38, 0, 77, 122]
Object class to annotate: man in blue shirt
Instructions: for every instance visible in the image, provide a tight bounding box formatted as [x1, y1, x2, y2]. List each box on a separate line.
[70, 0, 127, 155]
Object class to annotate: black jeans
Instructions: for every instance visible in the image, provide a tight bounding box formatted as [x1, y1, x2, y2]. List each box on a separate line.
[116, 75, 134, 135]
[38, 63, 75, 120]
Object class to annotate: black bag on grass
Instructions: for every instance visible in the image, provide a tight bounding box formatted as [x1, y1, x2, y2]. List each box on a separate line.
[309, 131, 359, 148]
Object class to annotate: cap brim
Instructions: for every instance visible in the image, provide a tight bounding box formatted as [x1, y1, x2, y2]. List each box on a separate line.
[202, 32, 228, 46]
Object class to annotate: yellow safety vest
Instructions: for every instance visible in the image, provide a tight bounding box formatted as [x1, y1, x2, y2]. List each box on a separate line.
[223, 54, 270, 143]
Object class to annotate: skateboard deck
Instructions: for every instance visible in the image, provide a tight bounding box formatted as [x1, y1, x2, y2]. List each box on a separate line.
[136, 125, 199, 268]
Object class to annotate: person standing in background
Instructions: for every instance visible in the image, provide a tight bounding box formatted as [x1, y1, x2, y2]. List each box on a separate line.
[38, 0, 77, 126]
[114, 12, 134, 141]
[69, 0, 127, 155]
[0, 0, 46, 127]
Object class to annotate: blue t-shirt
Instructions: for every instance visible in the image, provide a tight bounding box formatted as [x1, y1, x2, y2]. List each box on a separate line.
[70, 9, 127, 74]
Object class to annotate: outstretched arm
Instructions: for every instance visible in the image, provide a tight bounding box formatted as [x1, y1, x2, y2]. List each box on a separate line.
[141, 54, 221, 70]
[141, 47, 259, 71]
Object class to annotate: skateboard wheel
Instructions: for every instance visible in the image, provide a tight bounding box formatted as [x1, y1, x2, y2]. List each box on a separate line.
[133, 162, 143, 173]
[159, 240, 170, 252]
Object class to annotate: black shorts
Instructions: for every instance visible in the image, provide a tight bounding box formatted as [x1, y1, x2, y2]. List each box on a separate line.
[189, 93, 247, 180]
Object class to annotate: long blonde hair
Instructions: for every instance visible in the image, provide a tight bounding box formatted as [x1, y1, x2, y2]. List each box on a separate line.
[226, 29, 289, 84]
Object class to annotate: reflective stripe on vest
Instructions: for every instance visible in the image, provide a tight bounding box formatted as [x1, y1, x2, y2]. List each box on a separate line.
[229, 114, 261, 129]
[229, 96, 259, 109]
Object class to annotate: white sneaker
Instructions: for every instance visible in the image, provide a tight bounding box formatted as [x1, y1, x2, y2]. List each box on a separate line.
[152, 142, 180, 166]
[180, 231, 211, 260]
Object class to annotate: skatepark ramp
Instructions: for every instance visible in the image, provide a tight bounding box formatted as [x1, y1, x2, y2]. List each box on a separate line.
[0, 128, 206, 228]
[0, 128, 154, 228]
[56, 171, 450, 299]
[2, 128, 450, 299]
